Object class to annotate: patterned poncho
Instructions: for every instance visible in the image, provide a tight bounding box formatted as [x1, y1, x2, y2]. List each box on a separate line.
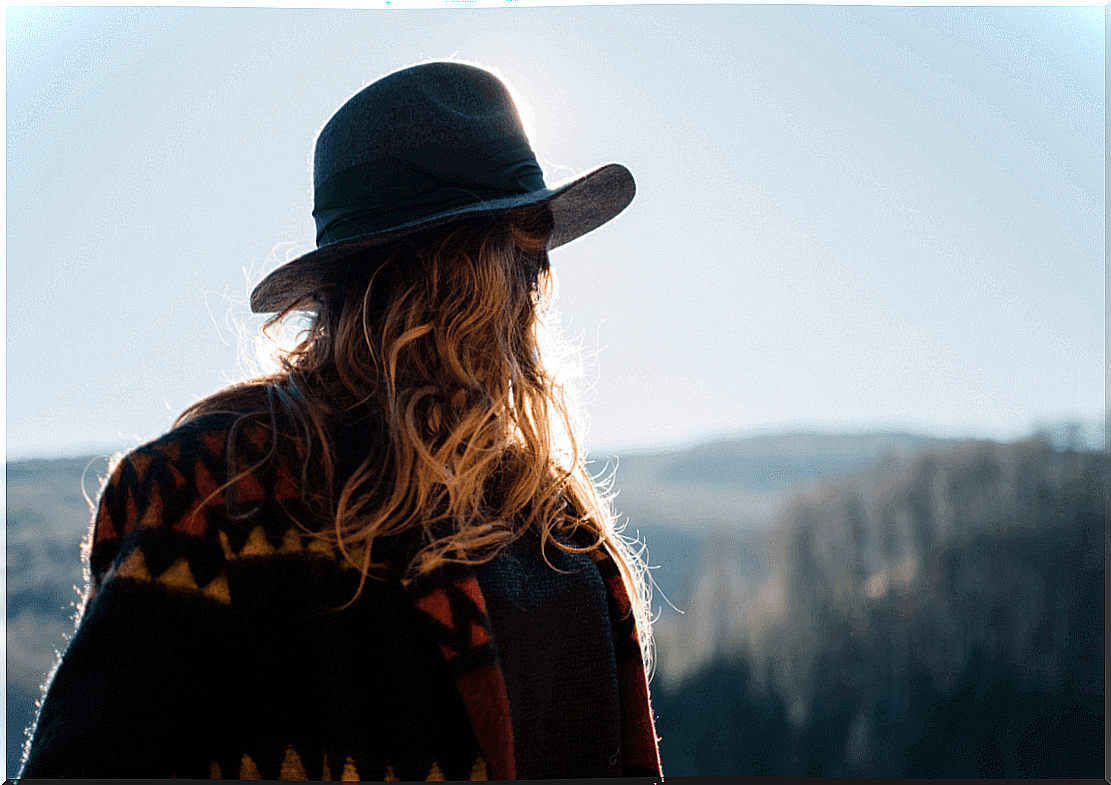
[20, 412, 662, 780]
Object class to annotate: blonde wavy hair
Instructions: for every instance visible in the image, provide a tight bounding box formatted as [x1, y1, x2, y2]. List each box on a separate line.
[179, 205, 653, 668]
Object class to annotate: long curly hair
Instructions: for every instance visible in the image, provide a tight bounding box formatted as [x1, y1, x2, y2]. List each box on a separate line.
[178, 205, 653, 668]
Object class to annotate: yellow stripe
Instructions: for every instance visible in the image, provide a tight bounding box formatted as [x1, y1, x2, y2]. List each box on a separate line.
[280, 746, 307, 780]
[426, 761, 446, 781]
[469, 755, 489, 780]
[238, 753, 261, 779]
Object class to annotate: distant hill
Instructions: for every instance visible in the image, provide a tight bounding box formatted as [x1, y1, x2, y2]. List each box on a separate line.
[601, 429, 951, 531]
[599, 430, 954, 613]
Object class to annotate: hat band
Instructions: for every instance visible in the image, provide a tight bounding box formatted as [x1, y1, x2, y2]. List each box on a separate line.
[313, 142, 546, 246]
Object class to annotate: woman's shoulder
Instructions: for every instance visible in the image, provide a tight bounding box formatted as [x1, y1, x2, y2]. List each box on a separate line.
[125, 410, 241, 465]
[103, 408, 297, 499]
[91, 407, 317, 565]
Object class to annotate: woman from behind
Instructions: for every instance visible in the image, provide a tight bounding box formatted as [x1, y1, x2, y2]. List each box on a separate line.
[21, 61, 660, 780]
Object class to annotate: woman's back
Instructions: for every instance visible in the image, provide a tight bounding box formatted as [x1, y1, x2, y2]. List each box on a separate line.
[21, 407, 658, 779]
[476, 530, 623, 778]
[20, 61, 661, 780]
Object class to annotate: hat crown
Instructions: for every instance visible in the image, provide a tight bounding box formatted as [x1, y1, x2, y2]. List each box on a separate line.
[313, 62, 532, 191]
[310, 62, 545, 247]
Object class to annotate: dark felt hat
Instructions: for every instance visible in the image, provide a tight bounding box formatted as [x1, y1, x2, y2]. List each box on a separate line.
[250, 61, 636, 313]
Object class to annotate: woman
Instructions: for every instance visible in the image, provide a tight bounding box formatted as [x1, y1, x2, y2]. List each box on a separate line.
[21, 62, 661, 780]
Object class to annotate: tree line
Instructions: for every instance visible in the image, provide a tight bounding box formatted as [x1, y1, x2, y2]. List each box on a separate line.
[650, 437, 1105, 777]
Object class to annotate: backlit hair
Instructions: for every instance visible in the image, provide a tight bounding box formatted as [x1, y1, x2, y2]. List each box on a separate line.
[178, 205, 653, 670]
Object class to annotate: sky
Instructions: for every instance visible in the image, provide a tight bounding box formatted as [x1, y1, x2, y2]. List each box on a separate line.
[5, 3, 1106, 461]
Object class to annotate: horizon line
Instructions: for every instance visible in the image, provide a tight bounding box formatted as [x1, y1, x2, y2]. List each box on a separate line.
[8, 414, 1105, 465]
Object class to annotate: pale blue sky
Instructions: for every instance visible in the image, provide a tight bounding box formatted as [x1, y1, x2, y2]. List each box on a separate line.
[5, 4, 1105, 460]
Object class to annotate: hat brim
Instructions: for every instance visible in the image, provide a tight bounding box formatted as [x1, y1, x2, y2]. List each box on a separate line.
[249, 162, 635, 313]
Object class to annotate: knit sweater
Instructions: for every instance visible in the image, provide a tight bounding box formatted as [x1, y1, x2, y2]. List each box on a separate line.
[20, 412, 662, 780]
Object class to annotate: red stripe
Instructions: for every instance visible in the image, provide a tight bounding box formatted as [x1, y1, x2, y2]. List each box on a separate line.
[619, 657, 662, 775]
[455, 664, 516, 780]
[597, 547, 663, 776]
[94, 505, 118, 544]
[456, 575, 489, 615]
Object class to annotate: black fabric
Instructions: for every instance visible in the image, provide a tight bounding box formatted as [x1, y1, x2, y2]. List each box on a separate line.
[475, 530, 623, 779]
[22, 538, 484, 780]
[314, 143, 546, 245]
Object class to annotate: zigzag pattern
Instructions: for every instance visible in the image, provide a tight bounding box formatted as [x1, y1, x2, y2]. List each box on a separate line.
[112, 548, 232, 604]
[408, 574, 496, 672]
[89, 415, 336, 605]
[203, 747, 489, 781]
[402, 566, 516, 779]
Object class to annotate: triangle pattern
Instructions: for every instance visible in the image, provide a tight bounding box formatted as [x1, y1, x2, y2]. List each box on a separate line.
[416, 587, 454, 630]
[405, 572, 506, 677]
[168, 461, 187, 489]
[200, 429, 225, 458]
[94, 505, 118, 544]
[237, 471, 266, 502]
[80, 419, 660, 780]
[307, 535, 334, 556]
[280, 746, 307, 780]
[158, 556, 200, 593]
[222, 520, 252, 555]
[426, 761, 446, 781]
[263, 520, 291, 551]
[157, 440, 181, 462]
[193, 459, 224, 507]
[129, 451, 153, 484]
[141, 534, 181, 579]
[239, 752, 261, 779]
[188, 546, 224, 590]
[201, 573, 232, 605]
[469, 620, 490, 649]
[239, 525, 276, 558]
[116, 548, 152, 583]
[456, 575, 488, 615]
[172, 506, 208, 539]
[279, 526, 304, 554]
[274, 464, 300, 500]
[469, 755, 488, 780]
[242, 422, 267, 449]
[123, 486, 139, 536]
[137, 484, 164, 530]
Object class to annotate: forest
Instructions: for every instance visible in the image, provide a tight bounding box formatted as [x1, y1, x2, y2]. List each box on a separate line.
[650, 436, 1104, 776]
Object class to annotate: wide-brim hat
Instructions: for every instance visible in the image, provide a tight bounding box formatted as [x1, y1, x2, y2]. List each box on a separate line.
[250, 62, 636, 314]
